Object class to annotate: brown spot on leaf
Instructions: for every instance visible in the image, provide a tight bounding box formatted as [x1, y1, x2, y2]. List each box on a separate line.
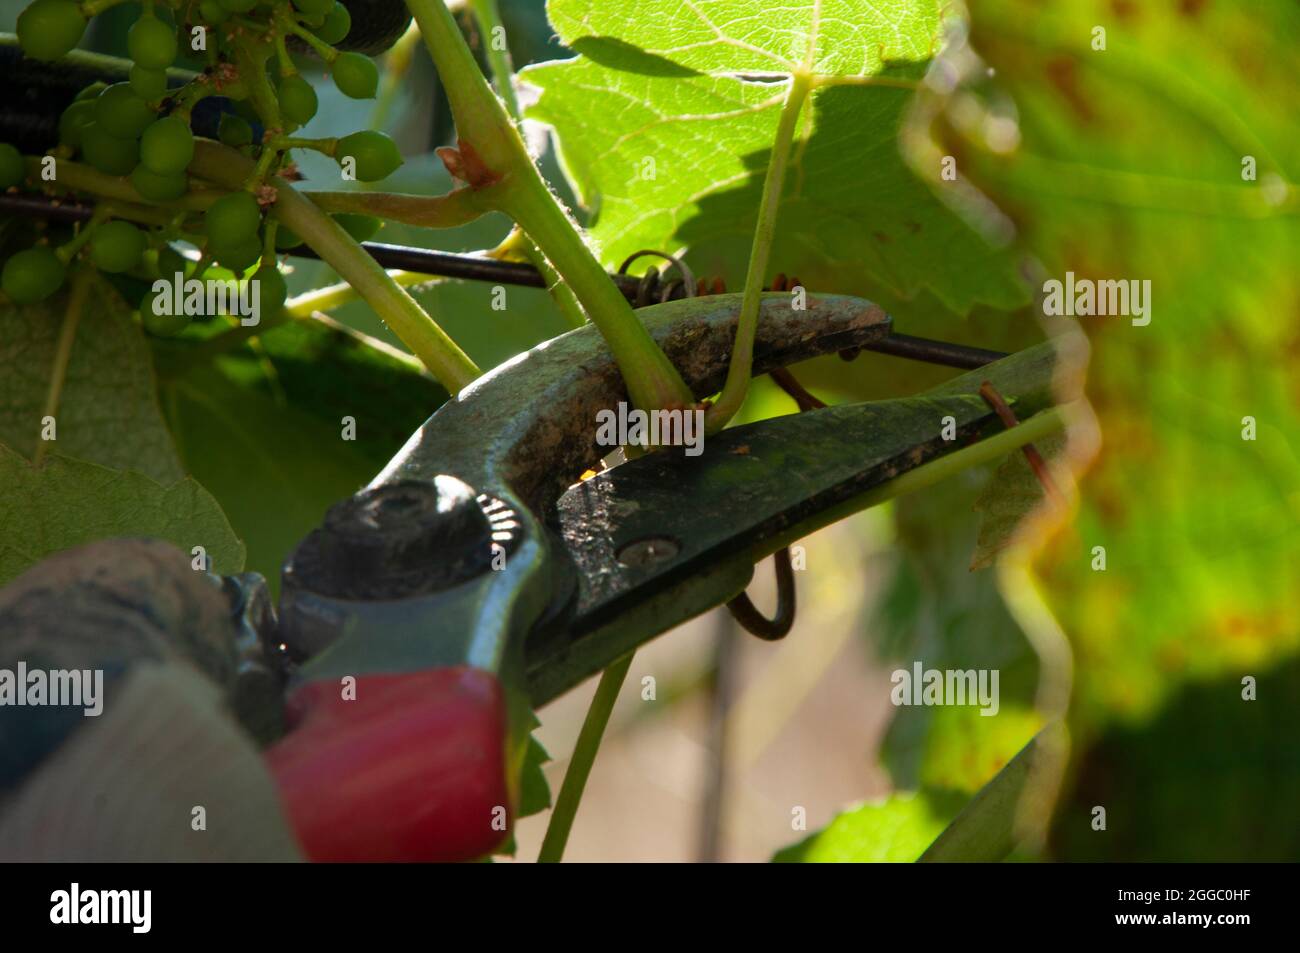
[1045, 56, 1095, 123]
[1109, 0, 1138, 20]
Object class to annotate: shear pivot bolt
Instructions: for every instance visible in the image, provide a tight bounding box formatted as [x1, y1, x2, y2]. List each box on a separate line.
[314, 476, 493, 597]
[616, 536, 679, 567]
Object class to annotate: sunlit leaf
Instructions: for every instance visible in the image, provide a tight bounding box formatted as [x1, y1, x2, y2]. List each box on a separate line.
[919, 728, 1053, 862]
[525, 0, 1028, 314]
[773, 790, 966, 862]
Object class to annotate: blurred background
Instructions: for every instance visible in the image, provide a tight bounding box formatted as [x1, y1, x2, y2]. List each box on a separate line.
[3, 0, 1295, 861]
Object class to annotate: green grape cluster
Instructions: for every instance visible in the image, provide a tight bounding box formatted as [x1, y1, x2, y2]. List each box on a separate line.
[4, 0, 397, 335]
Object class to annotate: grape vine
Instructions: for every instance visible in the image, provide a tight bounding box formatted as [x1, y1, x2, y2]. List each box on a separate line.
[2, 0, 489, 391]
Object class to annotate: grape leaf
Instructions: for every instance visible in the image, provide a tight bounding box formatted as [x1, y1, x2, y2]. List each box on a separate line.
[918, 728, 1053, 862]
[0, 446, 245, 586]
[773, 790, 967, 862]
[491, 718, 551, 857]
[969, 434, 1067, 570]
[873, 473, 1042, 795]
[948, 0, 1300, 859]
[153, 317, 448, 591]
[525, 0, 1028, 314]
[961, 0, 1300, 728]
[518, 733, 553, 819]
[0, 276, 183, 483]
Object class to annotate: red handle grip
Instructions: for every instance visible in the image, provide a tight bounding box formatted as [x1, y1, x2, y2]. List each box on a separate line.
[266, 666, 511, 862]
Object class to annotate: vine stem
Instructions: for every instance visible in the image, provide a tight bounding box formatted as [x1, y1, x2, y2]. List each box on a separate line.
[161, 276, 435, 375]
[370, 22, 421, 130]
[467, 0, 585, 331]
[34, 267, 92, 467]
[189, 140, 481, 391]
[467, 0, 519, 118]
[308, 188, 486, 228]
[705, 72, 812, 432]
[537, 652, 634, 864]
[34, 154, 487, 230]
[285, 271, 434, 318]
[404, 0, 692, 411]
[234, 42, 282, 135]
[54, 203, 111, 263]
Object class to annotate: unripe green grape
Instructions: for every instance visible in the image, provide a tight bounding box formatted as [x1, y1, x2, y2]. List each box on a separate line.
[59, 101, 97, 149]
[332, 53, 379, 99]
[252, 265, 287, 318]
[95, 83, 155, 139]
[76, 81, 107, 102]
[90, 220, 147, 273]
[336, 130, 403, 182]
[141, 292, 191, 336]
[278, 74, 318, 126]
[218, 113, 254, 148]
[316, 3, 351, 45]
[130, 65, 168, 101]
[16, 0, 87, 61]
[140, 116, 194, 174]
[130, 163, 187, 201]
[155, 244, 189, 280]
[293, 0, 334, 16]
[214, 237, 262, 273]
[198, 0, 228, 24]
[128, 15, 177, 70]
[217, 0, 259, 13]
[0, 143, 26, 189]
[205, 191, 262, 250]
[274, 226, 303, 251]
[333, 213, 380, 243]
[2, 247, 66, 304]
[82, 123, 141, 175]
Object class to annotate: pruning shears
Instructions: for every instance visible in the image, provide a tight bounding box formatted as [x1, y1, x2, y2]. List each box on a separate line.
[251, 288, 1063, 861]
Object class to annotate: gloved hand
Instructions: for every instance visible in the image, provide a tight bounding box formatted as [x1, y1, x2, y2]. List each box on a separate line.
[0, 538, 301, 861]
